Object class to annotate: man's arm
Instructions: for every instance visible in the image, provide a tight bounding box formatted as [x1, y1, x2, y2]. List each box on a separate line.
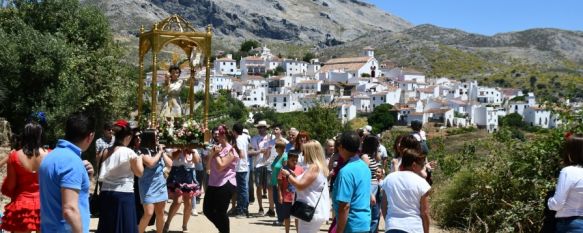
[61, 188, 83, 233]
[337, 202, 350, 233]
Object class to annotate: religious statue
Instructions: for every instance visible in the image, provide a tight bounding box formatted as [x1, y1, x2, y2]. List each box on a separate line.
[160, 65, 184, 118]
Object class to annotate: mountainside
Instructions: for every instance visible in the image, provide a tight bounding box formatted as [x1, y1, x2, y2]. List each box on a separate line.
[321, 24, 583, 71]
[86, 0, 412, 44]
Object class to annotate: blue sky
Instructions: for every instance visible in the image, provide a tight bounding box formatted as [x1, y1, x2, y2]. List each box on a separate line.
[366, 0, 582, 35]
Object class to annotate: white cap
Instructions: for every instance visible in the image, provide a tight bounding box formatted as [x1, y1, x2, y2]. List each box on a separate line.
[243, 129, 249, 134]
[364, 125, 372, 132]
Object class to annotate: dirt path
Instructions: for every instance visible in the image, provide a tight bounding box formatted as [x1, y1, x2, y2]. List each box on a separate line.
[89, 196, 449, 233]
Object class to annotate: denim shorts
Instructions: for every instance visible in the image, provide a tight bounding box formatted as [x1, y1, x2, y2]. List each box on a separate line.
[254, 166, 271, 186]
[556, 216, 583, 233]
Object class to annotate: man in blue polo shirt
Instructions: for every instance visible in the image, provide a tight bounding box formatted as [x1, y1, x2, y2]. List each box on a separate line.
[333, 131, 371, 233]
[39, 112, 95, 233]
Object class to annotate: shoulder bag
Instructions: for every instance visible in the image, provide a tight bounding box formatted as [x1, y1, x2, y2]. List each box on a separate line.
[290, 181, 325, 222]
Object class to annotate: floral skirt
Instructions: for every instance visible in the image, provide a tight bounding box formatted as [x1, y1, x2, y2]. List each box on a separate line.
[167, 165, 201, 199]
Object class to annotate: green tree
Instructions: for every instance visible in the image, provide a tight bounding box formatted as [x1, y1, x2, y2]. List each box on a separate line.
[0, 0, 136, 145]
[302, 52, 315, 63]
[367, 104, 396, 133]
[500, 113, 524, 127]
[240, 40, 260, 53]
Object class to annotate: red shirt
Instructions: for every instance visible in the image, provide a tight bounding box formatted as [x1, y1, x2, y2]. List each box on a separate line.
[278, 165, 304, 203]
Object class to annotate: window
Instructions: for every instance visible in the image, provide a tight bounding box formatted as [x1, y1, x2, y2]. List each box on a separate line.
[284, 103, 287, 107]
[273, 97, 276, 102]
[284, 97, 287, 102]
[254, 98, 257, 101]
[273, 103, 276, 107]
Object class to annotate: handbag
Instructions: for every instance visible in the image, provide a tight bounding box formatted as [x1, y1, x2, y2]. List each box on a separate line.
[290, 182, 325, 222]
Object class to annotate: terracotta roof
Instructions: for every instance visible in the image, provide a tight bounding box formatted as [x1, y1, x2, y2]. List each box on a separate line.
[243, 56, 264, 61]
[448, 98, 467, 105]
[417, 86, 435, 93]
[529, 106, 547, 111]
[432, 98, 449, 105]
[407, 98, 419, 104]
[363, 46, 375, 51]
[501, 88, 521, 96]
[320, 56, 372, 73]
[216, 57, 235, 61]
[385, 86, 400, 92]
[409, 112, 425, 116]
[245, 76, 265, 81]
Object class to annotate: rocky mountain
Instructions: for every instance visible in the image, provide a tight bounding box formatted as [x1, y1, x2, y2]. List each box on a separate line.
[87, 0, 583, 78]
[404, 24, 583, 63]
[321, 24, 583, 74]
[86, 0, 412, 44]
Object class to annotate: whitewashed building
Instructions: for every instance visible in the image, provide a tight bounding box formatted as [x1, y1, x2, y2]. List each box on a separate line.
[477, 87, 502, 105]
[283, 59, 308, 76]
[318, 47, 379, 81]
[474, 106, 500, 133]
[214, 55, 237, 75]
[267, 93, 302, 112]
[370, 87, 402, 109]
[352, 94, 371, 112]
[306, 59, 322, 77]
[416, 86, 439, 101]
[337, 104, 357, 124]
[507, 101, 530, 116]
[296, 80, 322, 94]
[267, 76, 293, 94]
[241, 87, 267, 108]
[524, 105, 552, 128]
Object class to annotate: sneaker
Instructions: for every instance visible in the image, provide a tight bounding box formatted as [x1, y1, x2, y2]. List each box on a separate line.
[191, 211, 198, 216]
[272, 220, 283, 226]
[227, 208, 236, 215]
[258, 208, 264, 215]
[266, 209, 275, 217]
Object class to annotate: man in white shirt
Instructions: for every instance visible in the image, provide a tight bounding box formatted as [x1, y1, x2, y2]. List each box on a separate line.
[249, 120, 272, 215]
[232, 123, 250, 217]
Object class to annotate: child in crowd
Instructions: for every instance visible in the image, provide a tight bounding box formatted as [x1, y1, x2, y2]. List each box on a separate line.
[278, 150, 304, 233]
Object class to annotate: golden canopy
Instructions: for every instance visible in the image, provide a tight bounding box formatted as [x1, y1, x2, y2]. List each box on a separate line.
[137, 15, 212, 140]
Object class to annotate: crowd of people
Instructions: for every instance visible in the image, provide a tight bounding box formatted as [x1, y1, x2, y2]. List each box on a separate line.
[0, 110, 582, 233]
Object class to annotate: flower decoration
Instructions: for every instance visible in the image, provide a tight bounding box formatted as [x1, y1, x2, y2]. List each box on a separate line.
[159, 118, 204, 146]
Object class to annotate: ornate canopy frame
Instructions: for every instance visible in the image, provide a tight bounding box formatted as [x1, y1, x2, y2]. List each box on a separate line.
[137, 15, 212, 139]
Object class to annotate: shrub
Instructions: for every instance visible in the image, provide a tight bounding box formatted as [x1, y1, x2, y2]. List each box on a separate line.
[432, 130, 563, 232]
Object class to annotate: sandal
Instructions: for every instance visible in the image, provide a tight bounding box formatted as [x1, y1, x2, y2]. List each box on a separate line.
[182, 225, 189, 233]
